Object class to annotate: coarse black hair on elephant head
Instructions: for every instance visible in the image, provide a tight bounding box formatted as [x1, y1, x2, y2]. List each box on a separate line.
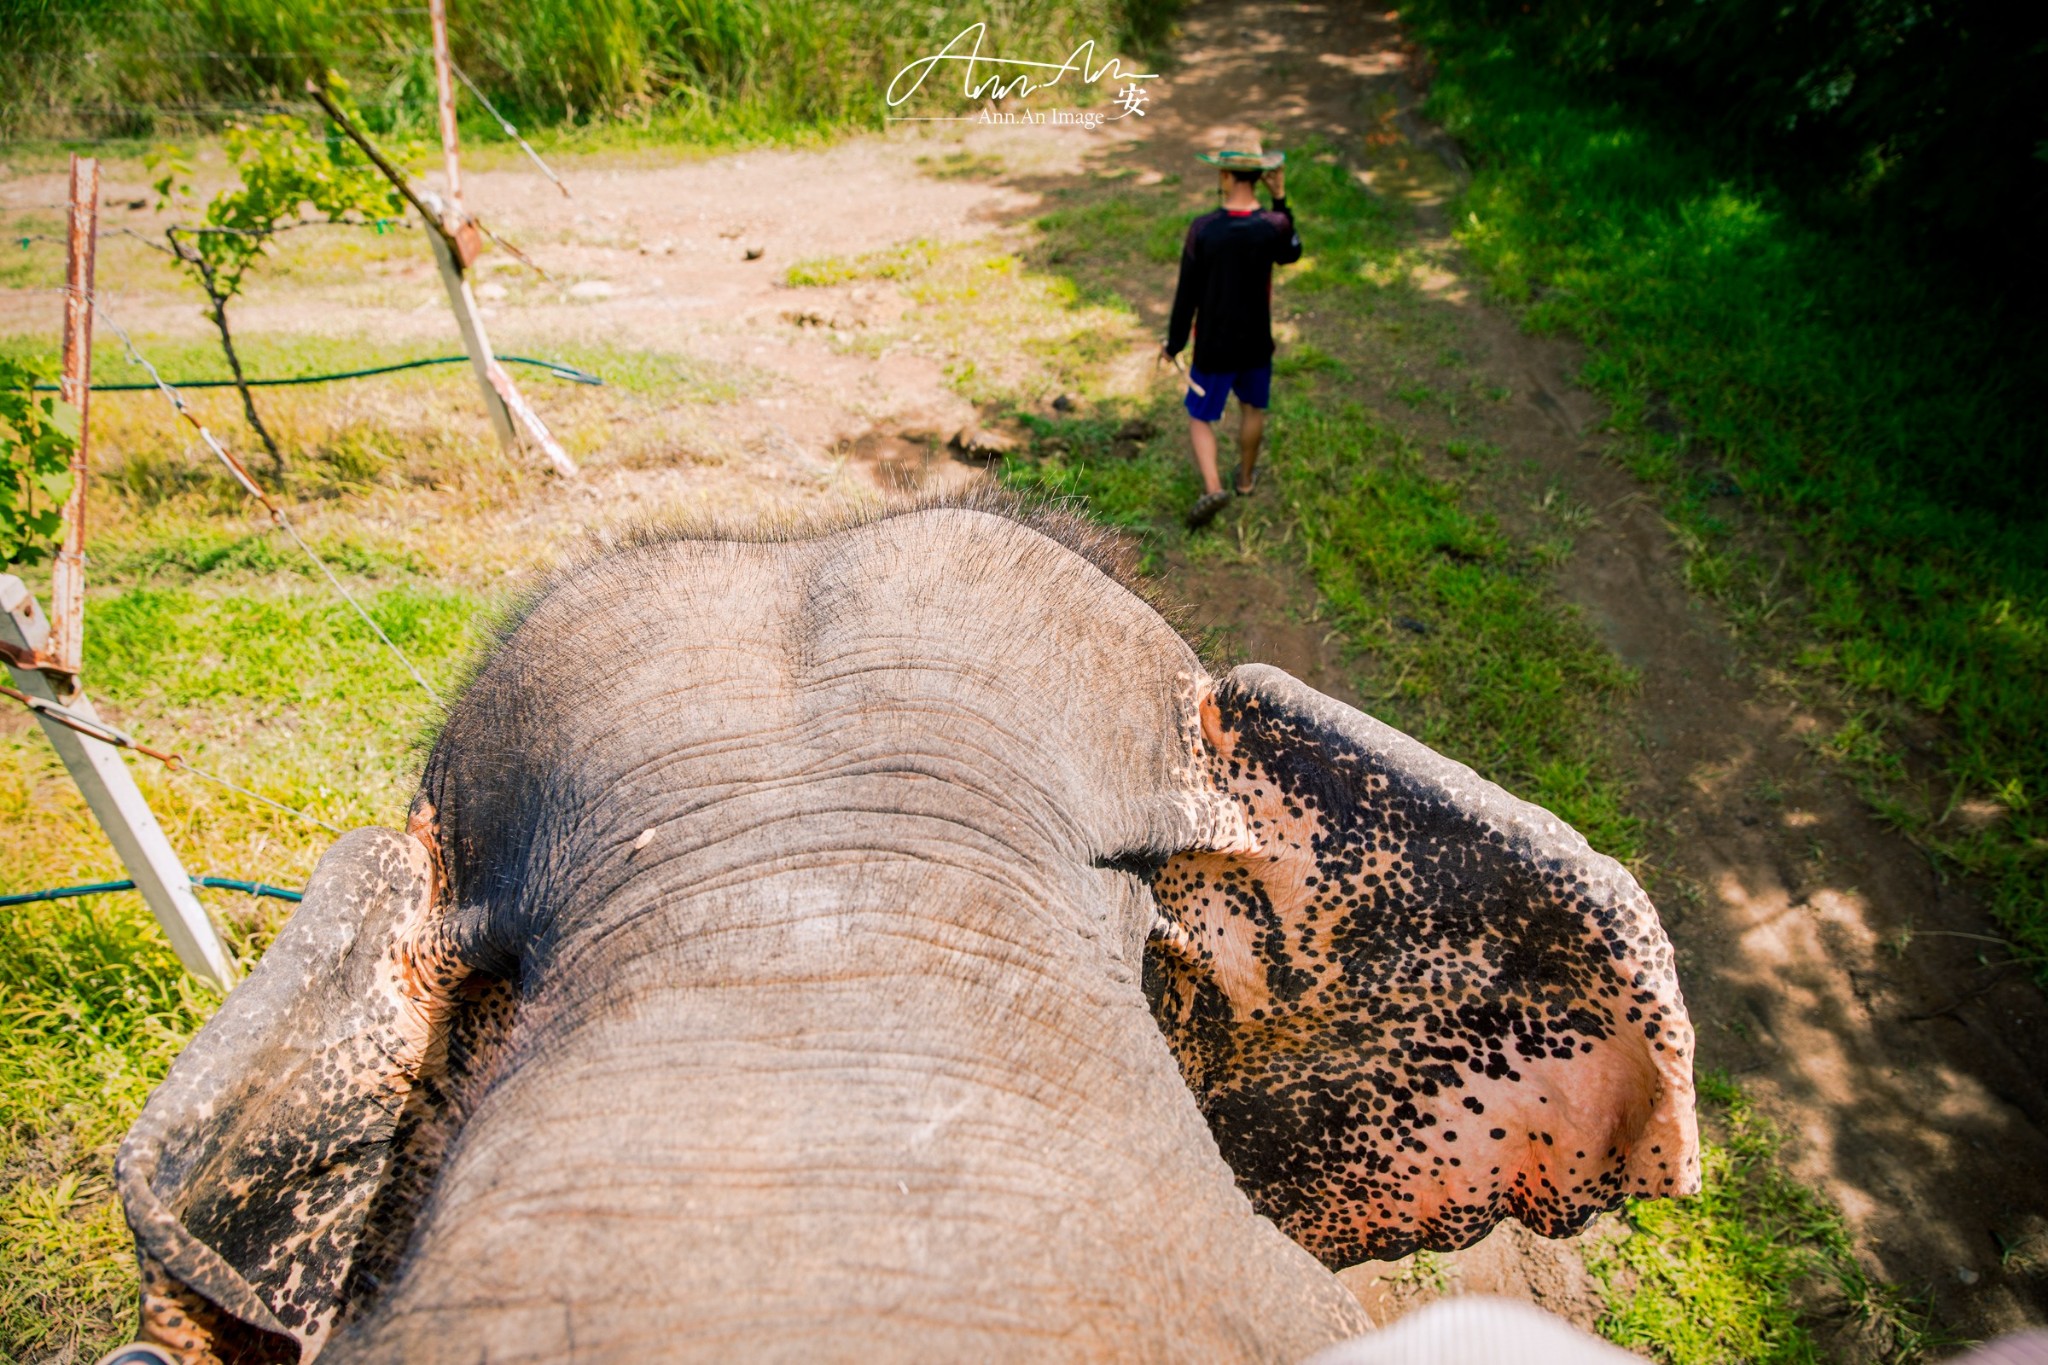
[112, 493, 1698, 1364]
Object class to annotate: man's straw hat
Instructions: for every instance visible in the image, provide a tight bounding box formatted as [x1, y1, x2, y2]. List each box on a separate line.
[1196, 149, 1286, 170]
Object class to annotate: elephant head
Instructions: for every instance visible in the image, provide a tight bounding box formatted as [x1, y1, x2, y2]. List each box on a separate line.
[114, 499, 1696, 1363]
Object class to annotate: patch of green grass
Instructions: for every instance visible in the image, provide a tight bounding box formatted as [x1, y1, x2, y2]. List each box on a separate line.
[790, 235, 1146, 409]
[1595, 1072, 1834, 1363]
[1012, 413, 1185, 538]
[1593, 1074, 1947, 1365]
[1405, 6, 2048, 976]
[0, 577, 486, 1361]
[785, 239, 937, 288]
[84, 583, 479, 711]
[0, 328, 632, 400]
[91, 527, 428, 582]
[919, 149, 1007, 181]
[534, 340, 744, 404]
[1273, 343, 1348, 379]
[1271, 396, 1644, 856]
[0, 883, 215, 1362]
[1035, 194, 1188, 266]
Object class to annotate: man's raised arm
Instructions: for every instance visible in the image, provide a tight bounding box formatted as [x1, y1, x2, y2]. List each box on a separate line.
[1264, 167, 1302, 266]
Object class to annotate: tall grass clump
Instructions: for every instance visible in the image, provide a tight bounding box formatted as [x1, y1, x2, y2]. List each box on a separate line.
[1402, 5, 2048, 975]
[1, 0, 1181, 141]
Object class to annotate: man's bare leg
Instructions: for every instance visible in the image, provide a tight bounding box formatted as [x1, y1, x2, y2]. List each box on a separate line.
[1237, 405, 1267, 493]
[1190, 417, 1224, 495]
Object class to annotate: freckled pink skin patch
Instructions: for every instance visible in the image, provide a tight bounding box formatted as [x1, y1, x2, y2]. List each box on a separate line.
[1149, 668, 1698, 1268]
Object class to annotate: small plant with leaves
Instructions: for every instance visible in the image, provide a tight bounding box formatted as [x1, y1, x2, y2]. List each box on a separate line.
[150, 94, 412, 473]
[0, 356, 78, 568]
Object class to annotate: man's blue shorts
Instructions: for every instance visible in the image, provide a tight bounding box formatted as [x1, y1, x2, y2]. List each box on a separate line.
[1184, 364, 1272, 422]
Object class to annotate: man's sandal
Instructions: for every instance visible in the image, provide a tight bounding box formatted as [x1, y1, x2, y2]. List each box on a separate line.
[1235, 467, 1259, 496]
[1185, 489, 1232, 528]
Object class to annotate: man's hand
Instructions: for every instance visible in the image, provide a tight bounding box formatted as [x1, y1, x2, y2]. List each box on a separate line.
[1158, 346, 1178, 369]
[1263, 166, 1286, 200]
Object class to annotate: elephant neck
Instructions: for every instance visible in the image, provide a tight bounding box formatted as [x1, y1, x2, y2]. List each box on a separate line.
[369, 860, 1355, 1357]
[521, 853, 1156, 1088]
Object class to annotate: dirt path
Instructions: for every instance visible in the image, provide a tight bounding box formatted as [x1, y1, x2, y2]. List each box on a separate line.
[1089, 0, 2048, 1350]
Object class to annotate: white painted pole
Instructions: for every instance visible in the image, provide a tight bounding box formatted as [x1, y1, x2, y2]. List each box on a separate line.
[1, 576, 234, 988]
[418, 191, 577, 477]
[420, 194, 514, 448]
[304, 72, 576, 477]
[422, 5, 576, 475]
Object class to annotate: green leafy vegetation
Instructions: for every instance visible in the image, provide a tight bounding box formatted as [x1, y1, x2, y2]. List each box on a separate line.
[1403, 4, 2048, 976]
[148, 109, 408, 303]
[0, 356, 78, 566]
[1420, 0, 2047, 278]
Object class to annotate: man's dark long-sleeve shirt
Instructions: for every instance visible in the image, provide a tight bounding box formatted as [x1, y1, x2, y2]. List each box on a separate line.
[1165, 198, 1302, 373]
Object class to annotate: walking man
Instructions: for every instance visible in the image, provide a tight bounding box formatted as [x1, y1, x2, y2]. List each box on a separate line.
[1160, 149, 1302, 528]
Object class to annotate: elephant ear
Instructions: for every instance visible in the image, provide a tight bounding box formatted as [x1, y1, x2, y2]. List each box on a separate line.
[1148, 664, 1699, 1269]
[115, 827, 507, 1365]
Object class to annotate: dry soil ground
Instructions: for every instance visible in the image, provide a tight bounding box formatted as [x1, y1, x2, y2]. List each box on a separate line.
[3, 0, 2044, 1356]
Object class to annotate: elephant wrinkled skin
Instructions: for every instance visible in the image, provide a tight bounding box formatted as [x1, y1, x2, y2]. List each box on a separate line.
[114, 500, 1698, 1363]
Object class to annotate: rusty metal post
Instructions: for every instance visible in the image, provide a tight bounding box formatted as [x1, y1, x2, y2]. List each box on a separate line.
[48, 153, 97, 686]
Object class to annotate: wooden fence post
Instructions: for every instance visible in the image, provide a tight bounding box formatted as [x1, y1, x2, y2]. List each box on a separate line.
[416, 192, 577, 476]
[2, 578, 234, 988]
[430, 0, 466, 220]
[47, 153, 97, 682]
[418, 191, 515, 447]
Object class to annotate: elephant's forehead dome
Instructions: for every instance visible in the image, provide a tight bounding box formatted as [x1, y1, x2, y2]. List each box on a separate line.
[490, 499, 1177, 658]
[417, 498, 1231, 923]
[476, 502, 1202, 714]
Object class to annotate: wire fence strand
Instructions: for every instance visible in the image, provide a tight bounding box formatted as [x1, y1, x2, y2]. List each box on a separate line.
[0, 683, 343, 833]
[449, 58, 570, 197]
[89, 293, 446, 705]
[178, 753, 345, 833]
